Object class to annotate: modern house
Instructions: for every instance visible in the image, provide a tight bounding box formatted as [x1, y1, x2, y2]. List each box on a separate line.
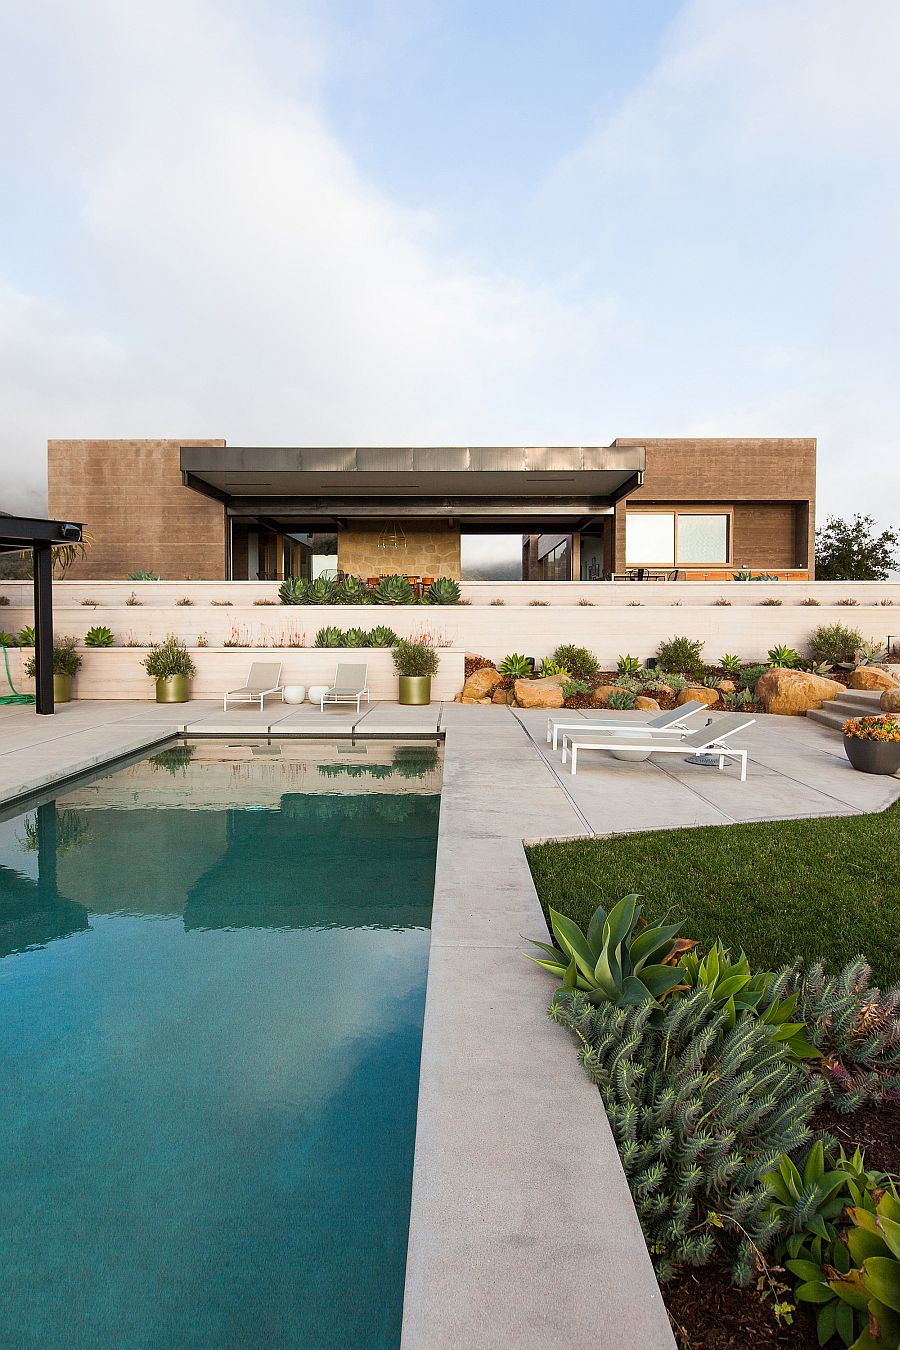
[47, 437, 816, 581]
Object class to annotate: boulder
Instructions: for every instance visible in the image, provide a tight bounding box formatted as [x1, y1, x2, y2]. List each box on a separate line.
[849, 666, 899, 692]
[678, 687, 719, 708]
[880, 687, 900, 713]
[491, 687, 512, 704]
[755, 667, 844, 716]
[716, 679, 736, 694]
[655, 683, 673, 699]
[592, 684, 617, 707]
[460, 666, 502, 701]
[635, 696, 661, 712]
[514, 676, 565, 709]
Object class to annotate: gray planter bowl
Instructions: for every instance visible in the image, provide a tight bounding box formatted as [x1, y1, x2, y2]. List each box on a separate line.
[843, 735, 900, 776]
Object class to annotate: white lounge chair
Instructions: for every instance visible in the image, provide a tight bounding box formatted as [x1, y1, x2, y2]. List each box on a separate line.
[320, 663, 370, 713]
[546, 701, 710, 752]
[561, 713, 756, 780]
[223, 661, 284, 711]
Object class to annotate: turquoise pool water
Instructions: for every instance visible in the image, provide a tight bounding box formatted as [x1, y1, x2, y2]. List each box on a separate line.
[0, 739, 441, 1349]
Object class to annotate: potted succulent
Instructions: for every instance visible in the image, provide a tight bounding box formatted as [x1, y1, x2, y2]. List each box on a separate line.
[141, 633, 196, 703]
[392, 636, 439, 705]
[24, 635, 82, 703]
[842, 715, 900, 776]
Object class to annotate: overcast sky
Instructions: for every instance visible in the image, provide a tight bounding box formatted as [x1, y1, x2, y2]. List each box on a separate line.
[1, 0, 898, 529]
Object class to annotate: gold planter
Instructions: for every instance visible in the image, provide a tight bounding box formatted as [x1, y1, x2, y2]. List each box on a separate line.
[398, 675, 432, 706]
[155, 674, 189, 704]
[53, 673, 72, 703]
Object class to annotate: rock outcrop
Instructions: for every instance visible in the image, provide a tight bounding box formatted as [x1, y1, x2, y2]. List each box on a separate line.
[754, 668, 844, 716]
[880, 686, 900, 712]
[678, 687, 719, 708]
[513, 676, 565, 709]
[849, 666, 899, 692]
[634, 696, 661, 712]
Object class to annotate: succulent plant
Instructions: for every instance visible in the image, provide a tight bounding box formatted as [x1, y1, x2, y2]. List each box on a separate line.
[17, 625, 35, 647]
[561, 679, 590, 699]
[84, 625, 114, 647]
[127, 569, 160, 580]
[680, 941, 819, 1061]
[768, 643, 801, 668]
[426, 577, 461, 604]
[538, 658, 571, 678]
[527, 893, 693, 1008]
[498, 652, 532, 678]
[722, 688, 754, 709]
[314, 626, 343, 648]
[305, 576, 339, 605]
[340, 627, 368, 647]
[720, 653, 742, 675]
[607, 687, 637, 709]
[337, 574, 371, 605]
[738, 663, 769, 693]
[616, 653, 642, 677]
[367, 625, 398, 647]
[374, 574, 415, 605]
[278, 576, 309, 605]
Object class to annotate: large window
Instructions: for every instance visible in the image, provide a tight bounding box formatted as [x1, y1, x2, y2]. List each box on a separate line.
[626, 511, 730, 566]
[460, 534, 523, 581]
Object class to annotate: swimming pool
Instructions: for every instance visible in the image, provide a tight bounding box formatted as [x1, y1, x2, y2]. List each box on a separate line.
[0, 738, 441, 1349]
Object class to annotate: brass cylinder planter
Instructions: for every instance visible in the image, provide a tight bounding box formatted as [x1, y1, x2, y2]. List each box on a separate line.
[53, 673, 72, 703]
[155, 674, 189, 704]
[398, 675, 432, 706]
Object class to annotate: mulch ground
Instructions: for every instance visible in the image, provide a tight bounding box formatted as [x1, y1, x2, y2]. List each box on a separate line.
[812, 1098, 900, 1173]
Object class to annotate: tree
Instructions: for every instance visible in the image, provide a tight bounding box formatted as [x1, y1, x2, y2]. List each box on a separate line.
[815, 513, 900, 581]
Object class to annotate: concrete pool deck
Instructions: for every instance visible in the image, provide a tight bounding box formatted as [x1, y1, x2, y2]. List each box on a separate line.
[3, 700, 898, 1347]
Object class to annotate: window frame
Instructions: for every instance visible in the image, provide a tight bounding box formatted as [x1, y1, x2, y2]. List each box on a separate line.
[625, 507, 733, 567]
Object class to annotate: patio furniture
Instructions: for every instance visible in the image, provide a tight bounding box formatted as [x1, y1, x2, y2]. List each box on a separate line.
[561, 713, 756, 779]
[307, 684, 330, 704]
[223, 661, 284, 711]
[320, 663, 370, 712]
[546, 701, 710, 752]
[282, 684, 307, 704]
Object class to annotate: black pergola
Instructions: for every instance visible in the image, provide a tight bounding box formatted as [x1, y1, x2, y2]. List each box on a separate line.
[0, 515, 83, 715]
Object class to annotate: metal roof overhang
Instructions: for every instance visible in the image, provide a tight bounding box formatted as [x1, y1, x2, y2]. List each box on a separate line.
[179, 446, 645, 529]
[0, 514, 84, 551]
[0, 515, 83, 716]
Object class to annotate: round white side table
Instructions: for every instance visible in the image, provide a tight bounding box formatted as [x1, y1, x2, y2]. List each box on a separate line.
[308, 684, 330, 705]
[282, 684, 307, 705]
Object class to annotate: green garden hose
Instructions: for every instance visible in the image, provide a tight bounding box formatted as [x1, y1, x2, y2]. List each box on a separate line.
[0, 644, 35, 705]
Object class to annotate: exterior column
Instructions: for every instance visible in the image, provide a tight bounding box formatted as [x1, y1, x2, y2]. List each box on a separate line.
[33, 542, 54, 715]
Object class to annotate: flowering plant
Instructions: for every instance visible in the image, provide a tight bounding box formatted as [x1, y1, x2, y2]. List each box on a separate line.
[842, 715, 900, 742]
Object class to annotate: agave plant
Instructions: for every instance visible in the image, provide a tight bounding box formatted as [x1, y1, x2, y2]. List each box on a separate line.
[498, 652, 532, 678]
[768, 643, 801, 669]
[527, 893, 694, 1007]
[374, 575, 415, 605]
[426, 577, 461, 605]
[337, 574, 371, 605]
[314, 626, 343, 648]
[340, 627, 368, 648]
[17, 625, 35, 647]
[538, 658, 571, 678]
[722, 688, 754, 710]
[127, 569, 160, 581]
[84, 625, 114, 647]
[681, 942, 819, 1060]
[306, 576, 339, 605]
[721, 653, 742, 675]
[607, 687, 637, 710]
[616, 653, 642, 677]
[278, 576, 309, 605]
[367, 624, 398, 648]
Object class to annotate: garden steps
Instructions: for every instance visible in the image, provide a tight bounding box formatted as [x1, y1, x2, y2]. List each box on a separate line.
[805, 688, 884, 731]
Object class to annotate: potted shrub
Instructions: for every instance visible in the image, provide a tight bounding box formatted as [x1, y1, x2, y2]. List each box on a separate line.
[141, 633, 196, 703]
[392, 637, 439, 705]
[842, 715, 900, 775]
[24, 635, 82, 702]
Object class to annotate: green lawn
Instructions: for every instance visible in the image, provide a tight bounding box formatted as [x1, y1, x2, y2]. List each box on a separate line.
[525, 803, 900, 988]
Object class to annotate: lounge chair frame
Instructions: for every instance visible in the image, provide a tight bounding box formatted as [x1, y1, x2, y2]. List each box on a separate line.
[546, 701, 710, 752]
[223, 661, 284, 711]
[320, 663, 370, 713]
[560, 714, 755, 780]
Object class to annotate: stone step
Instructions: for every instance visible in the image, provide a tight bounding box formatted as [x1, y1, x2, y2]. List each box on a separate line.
[805, 687, 885, 733]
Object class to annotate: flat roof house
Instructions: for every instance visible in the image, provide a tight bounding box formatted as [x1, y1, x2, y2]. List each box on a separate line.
[47, 437, 816, 581]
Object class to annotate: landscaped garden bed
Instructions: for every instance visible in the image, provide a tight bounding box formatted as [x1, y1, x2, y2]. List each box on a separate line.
[525, 807, 900, 1348]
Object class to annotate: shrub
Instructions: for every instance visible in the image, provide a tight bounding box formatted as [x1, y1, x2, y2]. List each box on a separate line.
[210, 599, 232, 606]
[738, 663, 768, 693]
[713, 598, 731, 606]
[140, 635, 196, 680]
[375, 575, 415, 605]
[499, 652, 532, 678]
[490, 598, 505, 606]
[607, 687, 637, 709]
[549, 989, 824, 1282]
[529, 599, 549, 606]
[253, 598, 276, 606]
[426, 577, 461, 605]
[392, 637, 439, 677]
[809, 622, 864, 665]
[81, 598, 98, 606]
[656, 635, 705, 678]
[801, 597, 820, 606]
[127, 570, 160, 581]
[767, 644, 801, 668]
[836, 597, 860, 606]
[84, 626, 114, 647]
[25, 636, 82, 678]
[551, 644, 599, 682]
[761, 597, 783, 606]
[0, 595, 7, 606]
[577, 598, 594, 606]
[125, 591, 141, 606]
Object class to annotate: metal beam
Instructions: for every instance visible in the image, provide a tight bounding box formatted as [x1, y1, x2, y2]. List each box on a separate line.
[180, 470, 229, 504]
[33, 542, 54, 715]
[0, 516, 83, 548]
[224, 496, 622, 519]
